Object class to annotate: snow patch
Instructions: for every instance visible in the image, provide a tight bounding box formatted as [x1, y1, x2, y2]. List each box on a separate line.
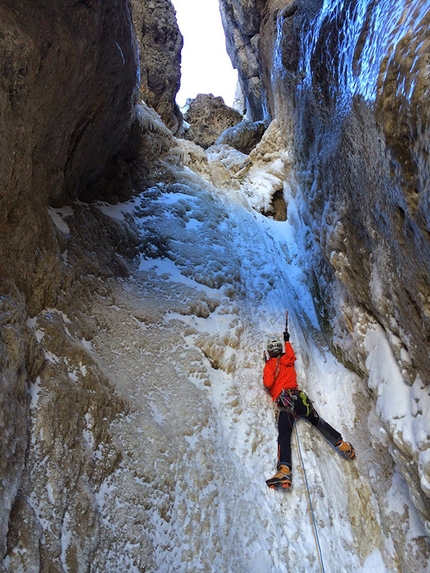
[48, 206, 74, 235]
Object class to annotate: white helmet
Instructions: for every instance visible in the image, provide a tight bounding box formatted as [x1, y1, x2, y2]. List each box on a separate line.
[267, 337, 283, 356]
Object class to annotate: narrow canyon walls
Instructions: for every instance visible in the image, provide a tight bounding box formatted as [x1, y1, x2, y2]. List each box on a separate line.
[1, 0, 430, 567]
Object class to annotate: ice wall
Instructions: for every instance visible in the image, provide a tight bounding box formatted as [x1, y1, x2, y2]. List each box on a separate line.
[220, 0, 430, 538]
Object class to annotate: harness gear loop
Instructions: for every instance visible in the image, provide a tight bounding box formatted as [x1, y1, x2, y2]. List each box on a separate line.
[276, 389, 298, 413]
[299, 390, 313, 417]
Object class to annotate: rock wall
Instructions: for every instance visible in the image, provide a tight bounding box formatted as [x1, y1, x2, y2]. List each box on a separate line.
[219, 0, 268, 121]
[259, 0, 430, 387]
[1, 221, 137, 571]
[1, 99, 174, 569]
[0, 0, 138, 315]
[130, 0, 183, 134]
[0, 1, 138, 559]
[183, 93, 243, 149]
[0, 0, 182, 568]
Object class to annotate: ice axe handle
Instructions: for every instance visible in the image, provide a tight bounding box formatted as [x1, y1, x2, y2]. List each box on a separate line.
[284, 310, 290, 342]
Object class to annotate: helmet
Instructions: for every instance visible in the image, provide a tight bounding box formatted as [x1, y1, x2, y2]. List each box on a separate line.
[267, 337, 283, 356]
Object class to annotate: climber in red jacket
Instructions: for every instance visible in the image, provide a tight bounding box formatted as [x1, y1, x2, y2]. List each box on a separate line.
[263, 328, 355, 489]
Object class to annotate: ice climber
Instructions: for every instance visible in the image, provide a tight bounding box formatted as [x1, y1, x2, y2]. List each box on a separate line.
[263, 325, 355, 490]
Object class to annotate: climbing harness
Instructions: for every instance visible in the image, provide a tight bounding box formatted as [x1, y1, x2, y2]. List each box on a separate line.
[294, 424, 326, 573]
[276, 388, 298, 412]
[276, 388, 314, 416]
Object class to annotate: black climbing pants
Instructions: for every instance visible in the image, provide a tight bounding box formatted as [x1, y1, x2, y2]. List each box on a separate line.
[277, 391, 342, 468]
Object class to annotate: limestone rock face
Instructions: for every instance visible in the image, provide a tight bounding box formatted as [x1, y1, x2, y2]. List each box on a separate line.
[219, 0, 267, 121]
[0, 283, 44, 562]
[184, 93, 243, 149]
[1, 196, 140, 570]
[0, 3, 142, 566]
[259, 0, 430, 383]
[0, 0, 138, 314]
[215, 119, 266, 154]
[130, 0, 183, 134]
[5, 306, 127, 572]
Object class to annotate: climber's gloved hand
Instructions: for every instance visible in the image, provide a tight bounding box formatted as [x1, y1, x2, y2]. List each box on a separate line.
[283, 330, 290, 342]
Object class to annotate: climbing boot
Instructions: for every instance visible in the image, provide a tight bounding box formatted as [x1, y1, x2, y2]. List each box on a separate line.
[266, 464, 292, 489]
[336, 440, 356, 459]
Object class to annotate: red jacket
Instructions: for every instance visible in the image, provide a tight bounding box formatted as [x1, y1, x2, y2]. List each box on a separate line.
[263, 341, 298, 400]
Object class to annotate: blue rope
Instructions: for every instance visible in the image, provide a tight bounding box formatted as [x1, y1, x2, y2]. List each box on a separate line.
[294, 424, 326, 573]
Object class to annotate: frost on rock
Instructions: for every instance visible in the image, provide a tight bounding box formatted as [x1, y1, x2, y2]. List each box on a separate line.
[365, 324, 430, 536]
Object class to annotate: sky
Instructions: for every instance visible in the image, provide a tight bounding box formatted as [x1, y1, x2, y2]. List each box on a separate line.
[172, 0, 238, 108]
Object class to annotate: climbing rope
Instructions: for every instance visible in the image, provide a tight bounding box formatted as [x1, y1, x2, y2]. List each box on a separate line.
[294, 424, 326, 573]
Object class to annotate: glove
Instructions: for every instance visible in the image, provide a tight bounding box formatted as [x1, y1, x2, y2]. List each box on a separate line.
[283, 330, 290, 342]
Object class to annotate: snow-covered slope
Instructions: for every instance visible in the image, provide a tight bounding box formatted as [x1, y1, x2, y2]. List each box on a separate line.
[80, 133, 428, 571]
[18, 118, 429, 572]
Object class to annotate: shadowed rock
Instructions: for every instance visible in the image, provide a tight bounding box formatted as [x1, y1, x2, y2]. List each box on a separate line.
[183, 93, 243, 150]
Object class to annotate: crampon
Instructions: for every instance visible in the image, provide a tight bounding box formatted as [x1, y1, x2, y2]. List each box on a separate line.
[336, 440, 356, 459]
[266, 465, 292, 489]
